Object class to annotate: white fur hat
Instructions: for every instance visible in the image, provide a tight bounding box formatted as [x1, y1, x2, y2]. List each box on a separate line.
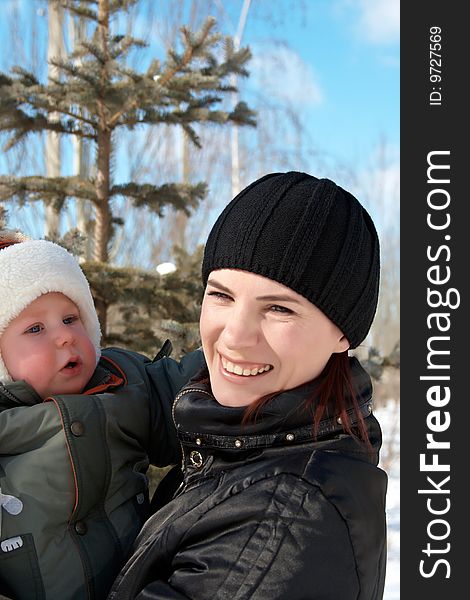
[0, 236, 101, 383]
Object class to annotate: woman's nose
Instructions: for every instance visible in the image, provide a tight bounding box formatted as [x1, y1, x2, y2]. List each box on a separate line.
[221, 308, 259, 349]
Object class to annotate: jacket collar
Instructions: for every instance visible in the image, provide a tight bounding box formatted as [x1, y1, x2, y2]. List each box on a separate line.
[82, 357, 124, 395]
[174, 357, 373, 451]
[0, 380, 42, 408]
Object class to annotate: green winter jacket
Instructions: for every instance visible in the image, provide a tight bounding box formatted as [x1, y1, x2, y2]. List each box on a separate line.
[0, 345, 204, 600]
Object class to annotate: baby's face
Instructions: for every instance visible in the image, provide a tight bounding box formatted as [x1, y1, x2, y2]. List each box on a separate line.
[0, 292, 96, 398]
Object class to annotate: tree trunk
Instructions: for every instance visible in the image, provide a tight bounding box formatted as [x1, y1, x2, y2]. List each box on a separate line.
[175, 128, 190, 247]
[45, 0, 64, 238]
[94, 129, 112, 264]
[230, 0, 252, 198]
[93, 0, 111, 334]
[71, 13, 93, 260]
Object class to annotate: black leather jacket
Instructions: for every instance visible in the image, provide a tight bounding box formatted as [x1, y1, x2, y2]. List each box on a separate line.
[108, 357, 388, 600]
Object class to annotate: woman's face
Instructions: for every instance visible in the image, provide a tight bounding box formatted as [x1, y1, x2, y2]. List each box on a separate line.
[200, 269, 349, 407]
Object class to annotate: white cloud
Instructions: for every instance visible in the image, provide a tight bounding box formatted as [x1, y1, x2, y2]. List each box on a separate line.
[249, 43, 323, 108]
[356, 0, 400, 45]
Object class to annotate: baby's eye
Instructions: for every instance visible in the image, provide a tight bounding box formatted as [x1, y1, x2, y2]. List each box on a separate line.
[63, 315, 79, 325]
[25, 324, 43, 334]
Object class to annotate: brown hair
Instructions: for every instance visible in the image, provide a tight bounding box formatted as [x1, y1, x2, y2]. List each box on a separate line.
[241, 351, 370, 444]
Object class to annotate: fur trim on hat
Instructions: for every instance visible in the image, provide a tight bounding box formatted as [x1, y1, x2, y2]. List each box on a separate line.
[0, 238, 101, 383]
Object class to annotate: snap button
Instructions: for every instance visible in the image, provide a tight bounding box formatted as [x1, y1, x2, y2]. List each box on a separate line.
[196, 438, 202, 446]
[71, 421, 85, 436]
[234, 439, 242, 448]
[285, 433, 295, 442]
[74, 521, 87, 535]
[189, 450, 203, 468]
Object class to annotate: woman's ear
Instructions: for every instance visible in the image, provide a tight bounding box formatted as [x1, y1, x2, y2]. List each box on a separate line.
[334, 335, 350, 354]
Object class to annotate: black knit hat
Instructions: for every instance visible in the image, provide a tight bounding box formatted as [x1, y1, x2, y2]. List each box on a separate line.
[202, 171, 380, 348]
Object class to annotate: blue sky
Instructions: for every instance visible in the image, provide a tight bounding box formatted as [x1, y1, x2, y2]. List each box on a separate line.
[238, 0, 399, 164]
[0, 0, 399, 164]
[0, 0, 399, 246]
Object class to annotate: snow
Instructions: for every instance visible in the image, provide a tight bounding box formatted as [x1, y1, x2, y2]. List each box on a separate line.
[375, 399, 400, 599]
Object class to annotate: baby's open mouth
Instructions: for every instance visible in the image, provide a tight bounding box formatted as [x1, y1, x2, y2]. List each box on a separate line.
[62, 357, 82, 370]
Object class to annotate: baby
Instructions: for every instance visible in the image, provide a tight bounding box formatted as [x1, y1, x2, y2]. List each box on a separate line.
[0, 231, 203, 600]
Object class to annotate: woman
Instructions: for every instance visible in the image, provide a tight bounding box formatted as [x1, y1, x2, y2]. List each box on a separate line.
[108, 172, 387, 599]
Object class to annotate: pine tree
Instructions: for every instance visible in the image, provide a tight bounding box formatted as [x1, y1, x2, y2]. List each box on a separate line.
[0, 0, 255, 354]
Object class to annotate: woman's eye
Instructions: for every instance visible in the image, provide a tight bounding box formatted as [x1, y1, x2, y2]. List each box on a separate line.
[207, 291, 232, 301]
[270, 305, 293, 314]
[25, 324, 42, 334]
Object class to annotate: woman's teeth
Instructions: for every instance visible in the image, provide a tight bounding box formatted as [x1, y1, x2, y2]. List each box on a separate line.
[222, 358, 272, 377]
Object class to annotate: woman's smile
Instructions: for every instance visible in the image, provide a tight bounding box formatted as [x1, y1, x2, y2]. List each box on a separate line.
[219, 353, 273, 377]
